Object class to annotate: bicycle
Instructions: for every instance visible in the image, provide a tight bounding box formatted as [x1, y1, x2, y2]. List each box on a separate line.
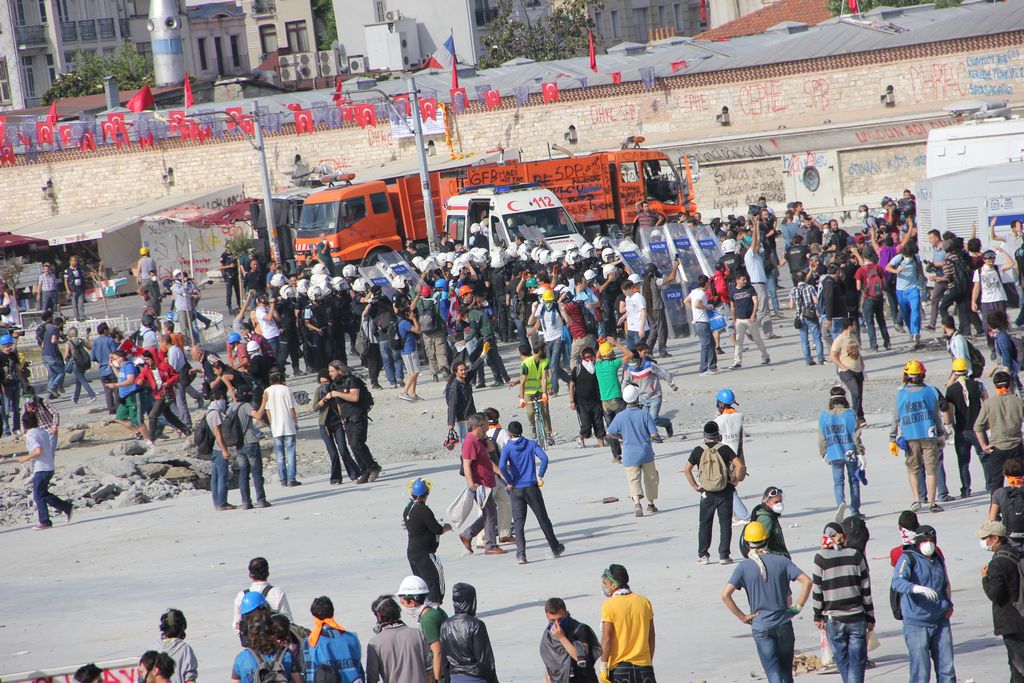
[524, 392, 554, 447]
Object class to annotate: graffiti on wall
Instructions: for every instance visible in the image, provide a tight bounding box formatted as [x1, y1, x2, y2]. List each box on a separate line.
[965, 49, 1021, 96]
[702, 162, 785, 212]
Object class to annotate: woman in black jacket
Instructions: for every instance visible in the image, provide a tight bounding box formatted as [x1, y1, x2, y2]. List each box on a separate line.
[440, 583, 498, 683]
[445, 341, 490, 442]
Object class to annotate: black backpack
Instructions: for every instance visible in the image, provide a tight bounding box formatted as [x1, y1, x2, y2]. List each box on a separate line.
[73, 339, 92, 372]
[192, 410, 215, 455]
[581, 305, 598, 336]
[387, 319, 403, 351]
[994, 548, 1024, 617]
[247, 648, 289, 683]
[966, 339, 986, 380]
[222, 405, 246, 447]
[889, 551, 914, 621]
[417, 300, 439, 333]
[948, 256, 972, 296]
[35, 323, 46, 347]
[1002, 488, 1024, 543]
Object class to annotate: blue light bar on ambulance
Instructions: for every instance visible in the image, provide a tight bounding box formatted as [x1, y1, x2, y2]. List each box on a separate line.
[494, 182, 541, 193]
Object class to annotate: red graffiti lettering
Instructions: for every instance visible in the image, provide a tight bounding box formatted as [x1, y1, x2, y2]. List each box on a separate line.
[589, 105, 618, 125]
[675, 93, 709, 113]
[737, 82, 786, 117]
[906, 61, 968, 104]
[802, 78, 830, 111]
[366, 128, 393, 147]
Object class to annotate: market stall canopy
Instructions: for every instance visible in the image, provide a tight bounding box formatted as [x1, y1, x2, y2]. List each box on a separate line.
[1, 185, 245, 246]
[0, 231, 47, 249]
[141, 204, 216, 224]
[201, 198, 259, 226]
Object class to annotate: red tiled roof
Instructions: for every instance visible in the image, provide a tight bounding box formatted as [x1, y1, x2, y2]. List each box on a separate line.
[695, 0, 833, 40]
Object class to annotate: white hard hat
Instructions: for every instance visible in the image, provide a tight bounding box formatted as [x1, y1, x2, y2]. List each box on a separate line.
[342, 264, 357, 278]
[622, 384, 640, 404]
[331, 276, 344, 290]
[352, 278, 368, 293]
[172, 268, 183, 277]
[593, 236, 609, 249]
[564, 252, 577, 266]
[584, 268, 597, 281]
[393, 275, 407, 288]
[490, 251, 507, 269]
[470, 222, 482, 234]
[279, 284, 294, 298]
[555, 284, 571, 296]
[312, 263, 326, 276]
[601, 247, 615, 261]
[270, 273, 287, 288]
[538, 251, 552, 266]
[296, 279, 310, 295]
[627, 273, 643, 284]
[246, 340, 261, 354]
[602, 263, 617, 278]
[580, 243, 595, 257]
[550, 249, 565, 262]
[397, 575, 430, 596]
[412, 256, 424, 270]
[309, 286, 323, 299]
[518, 242, 531, 258]
[310, 274, 328, 291]
[420, 256, 438, 273]
[443, 251, 457, 264]
[721, 239, 737, 253]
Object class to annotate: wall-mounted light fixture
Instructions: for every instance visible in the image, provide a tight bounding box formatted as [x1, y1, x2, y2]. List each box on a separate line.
[41, 178, 56, 201]
[564, 125, 578, 145]
[716, 106, 730, 126]
[880, 85, 895, 108]
[161, 167, 175, 187]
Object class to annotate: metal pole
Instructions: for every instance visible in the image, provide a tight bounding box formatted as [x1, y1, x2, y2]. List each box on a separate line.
[253, 112, 280, 262]
[407, 77, 438, 254]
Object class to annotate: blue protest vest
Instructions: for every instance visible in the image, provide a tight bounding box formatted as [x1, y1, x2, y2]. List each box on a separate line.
[896, 385, 939, 441]
[819, 409, 857, 462]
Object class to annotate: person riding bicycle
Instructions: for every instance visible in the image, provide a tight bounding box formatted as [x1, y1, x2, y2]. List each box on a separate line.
[518, 343, 554, 445]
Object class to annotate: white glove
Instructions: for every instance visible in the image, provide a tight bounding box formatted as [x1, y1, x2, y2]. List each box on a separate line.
[943, 424, 954, 440]
[856, 455, 866, 469]
[912, 585, 939, 601]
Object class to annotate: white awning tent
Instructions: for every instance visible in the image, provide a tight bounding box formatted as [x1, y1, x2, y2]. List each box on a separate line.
[3, 185, 245, 282]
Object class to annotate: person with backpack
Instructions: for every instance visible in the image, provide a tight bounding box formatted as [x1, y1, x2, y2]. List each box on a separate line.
[39, 312, 65, 399]
[417, 284, 449, 383]
[568, 346, 607, 449]
[975, 371, 1024, 494]
[303, 595, 365, 683]
[945, 357, 987, 499]
[252, 371, 300, 488]
[198, 388, 236, 511]
[890, 525, 957, 683]
[886, 243, 926, 349]
[396, 304, 422, 402]
[941, 315, 981, 381]
[989, 459, 1024, 551]
[607, 384, 661, 519]
[374, 293, 405, 390]
[365, 595, 432, 683]
[331, 363, 381, 484]
[818, 386, 865, 520]
[232, 386, 271, 510]
[540, 596, 602, 683]
[105, 350, 154, 446]
[560, 288, 597, 368]
[136, 350, 192, 440]
[853, 252, 891, 352]
[979, 520, 1024, 680]
[63, 327, 97, 403]
[231, 592, 303, 683]
[315, 365, 360, 485]
[233, 557, 292, 637]
[684, 421, 744, 565]
[748, 487, 791, 559]
[811, 523, 874, 683]
[722, 521, 813, 683]
[988, 309, 1023, 392]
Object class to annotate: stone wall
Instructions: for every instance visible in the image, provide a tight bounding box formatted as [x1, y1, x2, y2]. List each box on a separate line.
[2, 34, 1022, 226]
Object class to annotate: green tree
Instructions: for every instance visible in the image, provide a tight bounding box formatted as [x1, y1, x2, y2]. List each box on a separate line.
[42, 44, 153, 104]
[827, 0, 958, 14]
[480, 0, 603, 69]
[311, 0, 337, 52]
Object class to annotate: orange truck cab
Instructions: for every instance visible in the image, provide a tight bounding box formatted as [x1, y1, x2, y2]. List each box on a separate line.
[294, 175, 436, 265]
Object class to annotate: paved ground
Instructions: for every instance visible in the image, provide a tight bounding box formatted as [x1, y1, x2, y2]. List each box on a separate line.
[0, 308, 1008, 682]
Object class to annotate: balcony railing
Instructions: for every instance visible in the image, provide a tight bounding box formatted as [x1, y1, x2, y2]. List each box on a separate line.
[251, 0, 276, 15]
[61, 20, 77, 40]
[15, 25, 48, 46]
[98, 17, 115, 39]
[78, 19, 97, 41]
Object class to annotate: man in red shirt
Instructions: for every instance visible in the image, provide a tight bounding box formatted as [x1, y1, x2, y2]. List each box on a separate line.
[853, 251, 892, 351]
[458, 413, 508, 556]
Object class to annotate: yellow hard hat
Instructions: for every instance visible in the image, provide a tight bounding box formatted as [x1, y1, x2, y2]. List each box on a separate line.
[139, 246, 150, 256]
[541, 289, 556, 302]
[598, 342, 614, 358]
[743, 521, 769, 544]
[903, 359, 925, 376]
[951, 357, 968, 373]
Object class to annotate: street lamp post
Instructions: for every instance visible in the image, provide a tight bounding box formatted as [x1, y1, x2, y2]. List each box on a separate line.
[406, 77, 439, 254]
[252, 112, 280, 262]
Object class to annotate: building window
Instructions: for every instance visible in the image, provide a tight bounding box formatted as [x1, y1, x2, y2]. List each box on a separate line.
[0, 58, 11, 103]
[657, 5, 666, 28]
[14, 0, 26, 26]
[197, 36, 208, 70]
[44, 53, 55, 82]
[213, 35, 224, 73]
[284, 20, 308, 53]
[20, 55, 35, 97]
[610, 9, 619, 39]
[37, 0, 47, 23]
[374, 0, 385, 22]
[56, 0, 67, 22]
[673, 3, 683, 31]
[593, 10, 602, 33]
[259, 24, 277, 55]
[633, 8, 647, 40]
[230, 34, 241, 68]
[473, 0, 498, 26]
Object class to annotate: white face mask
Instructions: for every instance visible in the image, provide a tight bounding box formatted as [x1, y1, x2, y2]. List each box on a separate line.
[402, 605, 422, 622]
[771, 503, 784, 514]
[980, 538, 993, 552]
[920, 541, 936, 557]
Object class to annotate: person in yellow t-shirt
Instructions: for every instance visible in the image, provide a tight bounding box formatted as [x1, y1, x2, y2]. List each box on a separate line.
[598, 564, 656, 682]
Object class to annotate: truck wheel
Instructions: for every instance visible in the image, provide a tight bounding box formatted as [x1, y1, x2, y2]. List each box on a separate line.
[362, 248, 393, 267]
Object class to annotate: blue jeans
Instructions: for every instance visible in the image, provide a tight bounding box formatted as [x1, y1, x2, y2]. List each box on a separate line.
[896, 287, 922, 336]
[825, 618, 867, 683]
[752, 622, 795, 683]
[71, 367, 96, 401]
[210, 449, 229, 508]
[43, 355, 64, 393]
[831, 460, 861, 515]
[237, 442, 267, 505]
[830, 317, 845, 339]
[513, 317, 529, 348]
[862, 297, 890, 349]
[71, 291, 86, 320]
[625, 330, 642, 350]
[41, 290, 57, 314]
[32, 469, 71, 525]
[903, 620, 956, 683]
[953, 430, 982, 495]
[273, 434, 298, 483]
[640, 394, 671, 429]
[378, 340, 404, 386]
[546, 339, 571, 393]
[2, 382, 20, 434]
[694, 321, 716, 372]
[799, 318, 824, 362]
[766, 268, 780, 311]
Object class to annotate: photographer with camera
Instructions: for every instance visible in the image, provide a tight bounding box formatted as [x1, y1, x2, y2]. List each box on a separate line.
[251, 292, 283, 371]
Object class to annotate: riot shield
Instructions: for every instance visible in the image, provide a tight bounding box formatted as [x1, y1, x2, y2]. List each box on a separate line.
[665, 223, 705, 284]
[689, 224, 724, 277]
[610, 236, 649, 276]
[377, 252, 427, 293]
[358, 265, 396, 299]
[638, 224, 689, 339]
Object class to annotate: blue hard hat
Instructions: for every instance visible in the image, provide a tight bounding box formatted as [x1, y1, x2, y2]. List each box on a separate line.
[240, 590, 268, 615]
[227, 332, 241, 344]
[0, 334, 12, 346]
[434, 278, 448, 289]
[411, 478, 429, 497]
[716, 388, 736, 406]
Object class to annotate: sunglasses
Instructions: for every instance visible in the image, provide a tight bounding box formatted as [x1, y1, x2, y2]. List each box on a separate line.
[765, 487, 784, 498]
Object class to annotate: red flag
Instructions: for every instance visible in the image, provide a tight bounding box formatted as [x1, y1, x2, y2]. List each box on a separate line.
[0, 115, 7, 146]
[168, 110, 186, 133]
[588, 31, 597, 73]
[341, 106, 356, 124]
[449, 88, 467, 111]
[46, 100, 58, 125]
[18, 130, 31, 148]
[541, 82, 559, 104]
[0, 145, 15, 166]
[393, 93, 411, 117]
[126, 85, 155, 112]
[285, 103, 302, 112]
[139, 132, 155, 148]
[419, 98, 438, 121]
[671, 60, 687, 73]
[35, 121, 54, 146]
[225, 107, 243, 132]
[611, 72, 622, 84]
[58, 125, 73, 147]
[354, 103, 377, 128]
[847, 0, 858, 11]
[293, 109, 314, 134]
[700, 0, 707, 23]
[332, 77, 347, 105]
[484, 90, 501, 111]
[80, 131, 96, 151]
[183, 72, 194, 108]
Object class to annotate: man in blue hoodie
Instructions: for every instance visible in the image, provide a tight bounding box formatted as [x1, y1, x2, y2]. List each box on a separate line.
[891, 525, 957, 683]
[499, 420, 565, 565]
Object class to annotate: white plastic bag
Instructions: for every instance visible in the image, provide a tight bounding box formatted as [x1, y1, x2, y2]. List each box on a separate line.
[819, 629, 834, 666]
[445, 487, 475, 527]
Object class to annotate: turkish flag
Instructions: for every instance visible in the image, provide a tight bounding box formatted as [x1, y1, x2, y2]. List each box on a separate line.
[35, 121, 54, 146]
[126, 85, 155, 112]
[139, 132, 156, 148]
[80, 131, 96, 151]
[611, 72, 622, 84]
[225, 107, 244, 132]
[393, 94, 411, 117]
[0, 145, 15, 166]
[58, 125, 74, 147]
[541, 82, 559, 104]
[353, 103, 376, 128]
[168, 111, 186, 133]
[484, 90, 501, 110]
[293, 109, 314, 134]
[183, 72, 194, 108]
[46, 100, 58, 125]
[332, 77, 348, 105]
[341, 106, 356, 124]
[0, 116, 5, 146]
[420, 98, 438, 121]
[285, 103, 302, 112]
[671, 60, 687, 72]
[847, 0, 858, 11]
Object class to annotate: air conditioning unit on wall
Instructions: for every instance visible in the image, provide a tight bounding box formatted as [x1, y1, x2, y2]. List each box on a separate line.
[348, 55, 366, 73]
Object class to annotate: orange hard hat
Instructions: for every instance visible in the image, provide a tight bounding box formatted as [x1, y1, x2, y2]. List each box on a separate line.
[458, 285, 474, 297]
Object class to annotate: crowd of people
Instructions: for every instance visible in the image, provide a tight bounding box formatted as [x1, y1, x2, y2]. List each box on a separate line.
[8, 188, 1024, 681]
